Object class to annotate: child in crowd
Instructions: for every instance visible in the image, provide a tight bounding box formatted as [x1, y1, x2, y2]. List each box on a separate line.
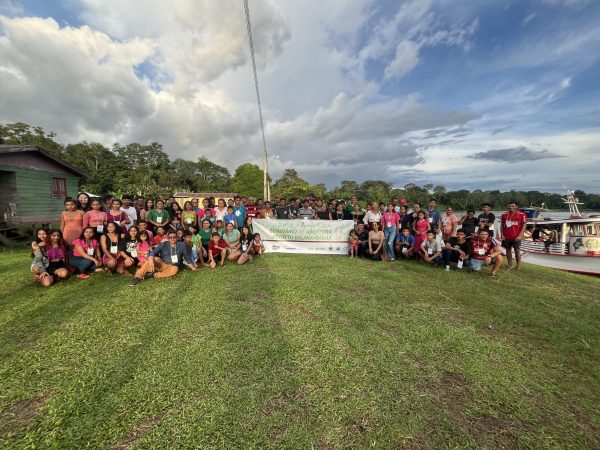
[152, 226, 167, 247]
[395, 228, 415, 259]
[136, 231, 151, 265]
[224, 206, 237, 227]
[215, 220, 225, 237]
[413, 210, 430, 256]
[251, 233, 265, 256]
[348, 229, 359, 257]
[208, 232, 227, 268]
[420, 230, 443, 266]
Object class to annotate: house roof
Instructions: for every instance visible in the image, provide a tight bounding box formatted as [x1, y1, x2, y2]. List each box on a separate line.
[0, 145, 88, 178]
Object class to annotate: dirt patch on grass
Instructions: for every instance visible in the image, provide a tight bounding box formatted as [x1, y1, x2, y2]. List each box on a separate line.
[418, 370, 523, 448]
[262, 385, 311, 415]
[281, 304, 319, 321]
[107, 413, 164, 450]
[345, 415, 374, 436]
[0, 392, 51, 436]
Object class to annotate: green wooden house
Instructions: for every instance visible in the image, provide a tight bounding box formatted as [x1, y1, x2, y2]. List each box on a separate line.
[0, 145, 86, 226]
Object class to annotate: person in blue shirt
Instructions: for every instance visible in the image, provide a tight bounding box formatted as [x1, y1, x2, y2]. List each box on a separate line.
[395, 227, 415, 259]
[233, 196, 247, 229]
[223, 205, 238, 228]
[129, 231, 196, 286]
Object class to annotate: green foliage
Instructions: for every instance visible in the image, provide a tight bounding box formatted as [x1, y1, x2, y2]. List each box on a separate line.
[0, 249, 599, 448]
[3, 122, 600, 208]
[231, 163, 266, 198]
[272, 169, 311, 199]
[0, 122, 65, 157]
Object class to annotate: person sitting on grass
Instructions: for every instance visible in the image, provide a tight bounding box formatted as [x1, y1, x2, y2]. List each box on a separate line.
[251, 233, 265, 256]
[137, 220, 153, 241]
[236, 227, 253, 265]
[442, 229, 471, 271]
[356, 222, 369, 258]
[348, 229, 359, 258]
[469, 229, 503, 277]
[395, 227, 415, 259]
[119, 225, 140, 272]
[129, 231, 197, 286]
[207, 232, 227, 268]
[31, 228, 53, 287]
[420, 230, 443, 266]
[101, 222, 126, 275]
[136, 231, 151, 266]
[223, 222, 242, 261]
[367, 221, 385, 260]
[71, 227, 103, 278]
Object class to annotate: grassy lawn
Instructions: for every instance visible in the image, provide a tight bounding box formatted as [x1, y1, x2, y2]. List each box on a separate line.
[0, 248, 599, 449]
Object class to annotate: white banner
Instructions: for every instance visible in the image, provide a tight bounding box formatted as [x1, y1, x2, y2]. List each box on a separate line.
[253, 219, 354, 255]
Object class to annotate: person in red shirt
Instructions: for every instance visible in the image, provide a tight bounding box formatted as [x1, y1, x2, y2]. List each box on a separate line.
[500, 201, 528, 270]
[207, 232, 227, 268]
[470, 229, 504, 276]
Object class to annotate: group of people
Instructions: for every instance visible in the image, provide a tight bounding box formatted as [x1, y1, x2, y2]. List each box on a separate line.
[346, 198, 527, 277]
[30, 192, 527, 287]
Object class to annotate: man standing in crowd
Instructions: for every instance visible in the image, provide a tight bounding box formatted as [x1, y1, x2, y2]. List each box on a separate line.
[288, 198, 298, 218]
[135, 196, 145, 219]
[345, 195, 359, 218]
[129, 230, 197, 286]
[297, 199, 315, 219]
[470, 229, 503, 276]
[121, 194, 137, 231]
[501, 201, 527, 270]
[275, 198, 292, 219]
[233, 196, 247, 230]
[246, 197, 258, 218]
[478, 203, 496, 237]
[427, 199, 442, 234]
[458, 209, 478, 236]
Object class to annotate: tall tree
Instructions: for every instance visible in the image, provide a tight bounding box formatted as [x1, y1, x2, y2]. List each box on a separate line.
[0, 122, 65, 157]
[272, 169, 311, 199]
[231, 163, 266, 198]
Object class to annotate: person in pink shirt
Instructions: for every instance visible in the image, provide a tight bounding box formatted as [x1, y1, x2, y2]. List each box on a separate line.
[71, 227, 103, 278]
[136, 231, 152, 265]
[382, 203, 401, 260]
[441, 206, 459, 241]
[83, 199, 107, 238]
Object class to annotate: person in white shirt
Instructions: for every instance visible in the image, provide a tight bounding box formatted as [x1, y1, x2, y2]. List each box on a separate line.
[120, 195, 138, 231]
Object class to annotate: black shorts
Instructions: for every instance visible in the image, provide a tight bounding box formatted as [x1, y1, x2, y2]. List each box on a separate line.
[502, 240, 521, 250]
[47, 260, 66, 275]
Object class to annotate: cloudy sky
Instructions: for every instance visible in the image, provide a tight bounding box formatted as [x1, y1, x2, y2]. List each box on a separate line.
[1, 0, 599, 192]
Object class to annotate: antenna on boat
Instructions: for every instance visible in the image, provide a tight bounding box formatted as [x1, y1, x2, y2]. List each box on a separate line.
[562, 185, 583, 218]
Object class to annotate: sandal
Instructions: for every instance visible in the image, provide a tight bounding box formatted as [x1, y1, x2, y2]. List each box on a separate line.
[491, 271, 497, 277]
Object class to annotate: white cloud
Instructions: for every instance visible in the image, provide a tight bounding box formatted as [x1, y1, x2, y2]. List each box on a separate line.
[384, 40, 420, 79]
[523, 12, 537, 25]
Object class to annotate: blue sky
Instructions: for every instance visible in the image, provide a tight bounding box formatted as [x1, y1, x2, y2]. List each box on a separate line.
[1, 0, 599, 193]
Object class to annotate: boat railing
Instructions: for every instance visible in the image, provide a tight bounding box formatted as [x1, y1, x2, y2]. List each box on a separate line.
[520, 240, 568, 255]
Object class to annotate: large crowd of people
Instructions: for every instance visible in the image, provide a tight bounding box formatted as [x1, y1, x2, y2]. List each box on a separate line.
[30, 192, 528, 287]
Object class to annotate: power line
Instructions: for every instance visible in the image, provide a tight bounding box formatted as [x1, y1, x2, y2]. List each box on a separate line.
[243, 0, 270, 200]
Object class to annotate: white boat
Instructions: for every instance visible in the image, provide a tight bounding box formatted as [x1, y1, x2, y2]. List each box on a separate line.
[497, 187, 600, 276]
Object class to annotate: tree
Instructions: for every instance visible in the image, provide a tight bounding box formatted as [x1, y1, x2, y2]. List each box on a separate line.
[358, 180, 392, 203]
[231, 163, 266, 198]
[423, 183, 434, 194]
[64, 142, 119, 194]
[272, 169, 311, 199]
[0, 122, 64, 157]
[194, 157, 232, 192]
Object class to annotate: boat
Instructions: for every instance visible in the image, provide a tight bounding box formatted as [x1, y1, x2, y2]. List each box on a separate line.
[497, 187, 600, 275]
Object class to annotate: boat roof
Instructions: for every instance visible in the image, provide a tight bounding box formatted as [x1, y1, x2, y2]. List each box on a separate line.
[530, 217, 600, 225]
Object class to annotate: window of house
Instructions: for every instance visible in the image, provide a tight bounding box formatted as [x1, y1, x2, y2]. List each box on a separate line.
[51, 177, 67, 198]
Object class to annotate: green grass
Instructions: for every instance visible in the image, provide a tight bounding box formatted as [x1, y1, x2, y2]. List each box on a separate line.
[0, 248, 599, 449]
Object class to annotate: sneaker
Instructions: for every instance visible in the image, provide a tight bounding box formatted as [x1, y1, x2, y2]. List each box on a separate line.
[143, 272, 155, 280]
[445, 266, 450, 272]
[129, 276, 141, 286]
[95, 268, 104, 272]
[77, 273, 90, 279]
[390, 257, 395, 261]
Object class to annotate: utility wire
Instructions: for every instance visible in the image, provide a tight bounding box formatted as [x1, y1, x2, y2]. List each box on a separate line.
[243, 0, 270, 199]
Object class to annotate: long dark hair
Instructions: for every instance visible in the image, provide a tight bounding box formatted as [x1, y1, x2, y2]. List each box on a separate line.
[47, 229, 68, 254]
[32, 228, 47, 257]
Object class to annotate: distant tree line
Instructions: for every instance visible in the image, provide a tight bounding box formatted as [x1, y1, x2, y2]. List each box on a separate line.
[2, 122, 599, 210]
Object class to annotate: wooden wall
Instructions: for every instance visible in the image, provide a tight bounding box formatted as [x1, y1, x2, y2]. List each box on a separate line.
[0, 164, 79, 224]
